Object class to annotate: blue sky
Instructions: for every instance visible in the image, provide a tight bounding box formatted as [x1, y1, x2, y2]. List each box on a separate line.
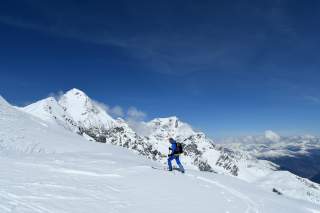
[0, 0, 320, 137]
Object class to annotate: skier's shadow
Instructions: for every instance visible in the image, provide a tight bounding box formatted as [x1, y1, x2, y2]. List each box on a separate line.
[172, 167, 183, 172]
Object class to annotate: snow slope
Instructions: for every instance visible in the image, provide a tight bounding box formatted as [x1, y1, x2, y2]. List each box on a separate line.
[22, 97, 79, 132]
[19, 89, 320, 205]
[145, 118, 320, 204]
[1, 95, 320, 213]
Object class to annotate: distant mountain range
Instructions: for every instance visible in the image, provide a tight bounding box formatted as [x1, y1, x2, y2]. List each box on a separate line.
[221, 131, 320, 183]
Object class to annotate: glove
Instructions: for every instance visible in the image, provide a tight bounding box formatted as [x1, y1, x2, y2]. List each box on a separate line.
[167, 154, 173, 157]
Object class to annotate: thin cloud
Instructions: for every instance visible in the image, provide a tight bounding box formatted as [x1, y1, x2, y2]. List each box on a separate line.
[48, 90, 64, 101]
[127, 107, 146, 121]
[0, 14, 256, 76]
[304, 96, 320, 104]
[0, 15, 129, 48]
[91, 100, 124, 118]
[0, 1, 302, 77]
[126, 107, 151, 136]
[109, 105, 124, 117]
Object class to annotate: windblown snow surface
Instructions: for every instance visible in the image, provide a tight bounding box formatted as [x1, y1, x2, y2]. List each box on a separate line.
[0, 96, 319, 213]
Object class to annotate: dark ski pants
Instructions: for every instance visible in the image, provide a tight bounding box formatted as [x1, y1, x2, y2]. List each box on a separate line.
[168, 155, 185, 172]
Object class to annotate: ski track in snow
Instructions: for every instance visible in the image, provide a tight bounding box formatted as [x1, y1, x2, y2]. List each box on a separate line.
[306, 209, 320, 213]
[0, 153, 319, 213]
[0, 174, 127, 212]
[49, 168, 123, 178]
[194, 175, 260, 213]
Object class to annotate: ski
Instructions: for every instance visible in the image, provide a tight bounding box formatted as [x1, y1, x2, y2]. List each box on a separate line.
[151, 166, 168, 171]
[151, 166, 185, 174]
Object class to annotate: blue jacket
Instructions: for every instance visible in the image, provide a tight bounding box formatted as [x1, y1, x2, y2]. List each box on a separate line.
[169, 141, 179, 156]
[171, 142, 177, 154]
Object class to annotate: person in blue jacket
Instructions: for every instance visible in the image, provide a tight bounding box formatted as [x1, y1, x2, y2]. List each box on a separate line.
[167, 138, 185, 173]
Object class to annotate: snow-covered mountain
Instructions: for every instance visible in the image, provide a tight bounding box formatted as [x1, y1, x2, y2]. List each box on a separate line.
[221, 132, 320, 183]
[58, 88, 116, 131]
[2, 95, 320, 212]
[23, 88, 117, 140]
[145, 116, 275, 179]
[20, 91, 273, 178]
[221, 131, 320, 158]
[15, 89, 320, 205]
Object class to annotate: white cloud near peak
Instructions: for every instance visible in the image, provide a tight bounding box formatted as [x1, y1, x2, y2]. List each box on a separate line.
[92, 100, 124, 118]
[127, 107, 146, 120]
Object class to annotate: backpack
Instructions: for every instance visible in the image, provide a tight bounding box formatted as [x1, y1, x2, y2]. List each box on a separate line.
[175, 142, 184, 154]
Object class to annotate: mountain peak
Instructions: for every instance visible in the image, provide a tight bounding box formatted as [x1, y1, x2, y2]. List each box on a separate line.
[147, 116, 195, 138]
[165, 116, 179, 122]
[58, 88, 115, 130]
[64, 88, 87, 98]
[151, 116, 180, 124]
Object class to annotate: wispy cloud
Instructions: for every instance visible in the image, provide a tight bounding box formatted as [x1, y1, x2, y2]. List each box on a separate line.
[48, 90, 64, 100]
[0, 15, 129, 48]
[91, 99, 150, 135]
[304, 96, 320, 104]
[110, 106, 125, 117]
[127, 107, 146, 120]
[91, 100, 125, 118]
[0, 0, 302, 77]
[126, 107, 151, 136]
[0, 13, 254, 76]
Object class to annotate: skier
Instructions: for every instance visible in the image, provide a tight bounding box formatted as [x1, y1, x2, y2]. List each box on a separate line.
[167, 138, 185, 173]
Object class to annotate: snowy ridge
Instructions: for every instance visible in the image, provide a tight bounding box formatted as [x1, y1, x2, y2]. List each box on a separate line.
[0, 96, 99, 154]
[17, 89, 320, 205]
[23, 97, 79, 132]
[1, 95, 320, 212]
